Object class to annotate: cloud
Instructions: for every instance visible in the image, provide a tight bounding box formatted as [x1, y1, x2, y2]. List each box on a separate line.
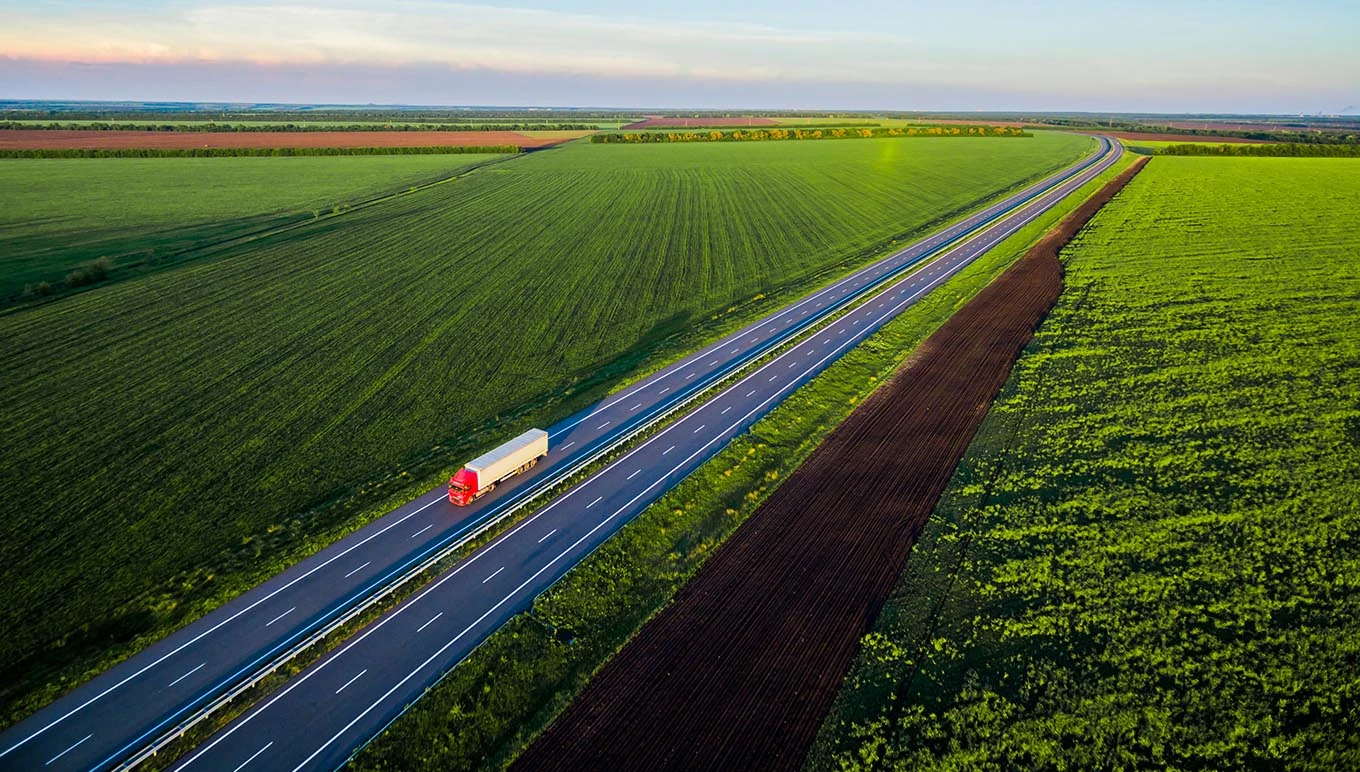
[1, 1, 924, 83]
[2, 1, 1354, 109]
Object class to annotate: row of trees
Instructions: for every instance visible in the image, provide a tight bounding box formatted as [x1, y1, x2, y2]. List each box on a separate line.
[0, 145, 521, 159]
[0, 121, 593, 133]
[592, 125, 1029, 144]
[1156, 142, 1360, 157]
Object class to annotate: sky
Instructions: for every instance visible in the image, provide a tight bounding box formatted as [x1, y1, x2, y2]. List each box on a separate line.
[1, 0, 1357, 112]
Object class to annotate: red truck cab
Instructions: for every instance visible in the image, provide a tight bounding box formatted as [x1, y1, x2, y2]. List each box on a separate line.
[448, 468, 479, 506]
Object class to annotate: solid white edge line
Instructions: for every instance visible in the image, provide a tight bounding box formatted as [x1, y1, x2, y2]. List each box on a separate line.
[545, 142, 1104, 438]
[0, 491, 447, 759]
[173, 139, 1117, 772]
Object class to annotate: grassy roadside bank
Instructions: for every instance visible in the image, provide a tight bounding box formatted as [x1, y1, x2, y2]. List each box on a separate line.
[348, 151, 1141, 771]
[1, 137, 1093, 731]
[804, 156, 1360, 770]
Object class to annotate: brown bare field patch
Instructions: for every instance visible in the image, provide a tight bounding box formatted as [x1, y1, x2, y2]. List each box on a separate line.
[0, 130, 589, 150]
[621, 116, 780, 129]
[514, 158, 1150, 772]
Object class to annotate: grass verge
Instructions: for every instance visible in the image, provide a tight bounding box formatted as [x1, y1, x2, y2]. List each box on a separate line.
[1, 137, 1094, 731]
[804, 156, 1360, 770]
[346, 152, 1140, 772]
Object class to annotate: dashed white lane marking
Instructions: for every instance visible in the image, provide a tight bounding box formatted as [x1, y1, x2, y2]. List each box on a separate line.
[597, 421, 611, 430]
[627, 469, 641, 480]
[537, 529, 557, 543]
[721, 406, 732, 414]
[411, 524, 433, 539]
[417, 612, 443, 633]
[663, 446, 675, 455]
[335, 669, 367, 694]
[343, 562, 371, 579]
[587, 496, 603, 508]
[562, 441, 575, 450]
[746, 390, 756, 397]
[45, 734, 92, 766]
[659, 387, 669, 395]
[230, 741, 272, 772]
[630, 403, 641, 411]
[265, 607, 295, 627]
[167, 662, 206, 689]
[482, 567, 505, 584]
[693, 424, 706, 433]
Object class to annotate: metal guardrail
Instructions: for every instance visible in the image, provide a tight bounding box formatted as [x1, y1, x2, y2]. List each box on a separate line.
[118, 137, 1115, 770]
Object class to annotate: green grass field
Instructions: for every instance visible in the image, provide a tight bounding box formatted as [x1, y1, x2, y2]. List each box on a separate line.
[346, 152, 1141, 772]
[0, 154, 506, 298]
[807, 157, 1360, 770]
[0, 133, 1091, 722]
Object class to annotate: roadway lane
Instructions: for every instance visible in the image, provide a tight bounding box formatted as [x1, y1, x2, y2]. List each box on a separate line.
[171, 138, 1122, 772]
[0, 137, 1113, 772]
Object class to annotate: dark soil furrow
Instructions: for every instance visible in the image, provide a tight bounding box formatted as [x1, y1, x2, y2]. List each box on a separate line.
[513, 157, 1148, 772]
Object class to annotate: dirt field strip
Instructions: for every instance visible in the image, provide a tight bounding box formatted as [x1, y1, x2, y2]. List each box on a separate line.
[513, 156, 1150, 772]
[0, 130, 589, 150]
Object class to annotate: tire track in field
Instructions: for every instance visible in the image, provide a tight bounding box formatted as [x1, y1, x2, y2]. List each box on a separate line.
[513, 157, 1149, 772]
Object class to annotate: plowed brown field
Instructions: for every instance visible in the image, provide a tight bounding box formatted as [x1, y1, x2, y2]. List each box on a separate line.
[514, 157, 1149, 772]
[0, 130, 588, 150]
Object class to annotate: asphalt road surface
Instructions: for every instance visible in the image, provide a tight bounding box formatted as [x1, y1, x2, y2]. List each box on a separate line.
[0, 136, 1117, 772]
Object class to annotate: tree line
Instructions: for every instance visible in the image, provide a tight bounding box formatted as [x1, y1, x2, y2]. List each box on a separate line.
[592, 125, 1029, 144]
[1155, 143, 1360, 157]
[0, 145, 521, 159]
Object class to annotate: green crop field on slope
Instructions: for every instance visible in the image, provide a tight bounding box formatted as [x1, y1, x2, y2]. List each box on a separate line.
[0, 154, 507, 299]
[0, 132, 1090, 722]
[807, 157, 1360, 770]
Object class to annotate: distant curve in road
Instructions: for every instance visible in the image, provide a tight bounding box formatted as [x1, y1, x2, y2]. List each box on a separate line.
[0, 136, 1117, 772]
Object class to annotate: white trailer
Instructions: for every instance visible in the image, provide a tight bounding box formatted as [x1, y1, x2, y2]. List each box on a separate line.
[448, 428, 549, 505]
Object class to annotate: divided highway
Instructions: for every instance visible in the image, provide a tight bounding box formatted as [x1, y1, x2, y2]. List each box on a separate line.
[0, 136, 1118, 772]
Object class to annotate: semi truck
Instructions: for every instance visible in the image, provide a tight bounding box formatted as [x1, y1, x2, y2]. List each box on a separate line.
[448, 428, 549, 506]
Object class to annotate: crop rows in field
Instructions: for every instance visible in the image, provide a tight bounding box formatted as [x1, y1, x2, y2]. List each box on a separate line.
[513, 161, 1146, 772]
[0, 134, 1091, 719]
[0, 154, 507, 299]
[808, 157, 1360, 770]
[347, 152, 1145, 772]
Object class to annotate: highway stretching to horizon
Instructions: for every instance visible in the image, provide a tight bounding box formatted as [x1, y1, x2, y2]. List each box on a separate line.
[0, 136, 1119, 772]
